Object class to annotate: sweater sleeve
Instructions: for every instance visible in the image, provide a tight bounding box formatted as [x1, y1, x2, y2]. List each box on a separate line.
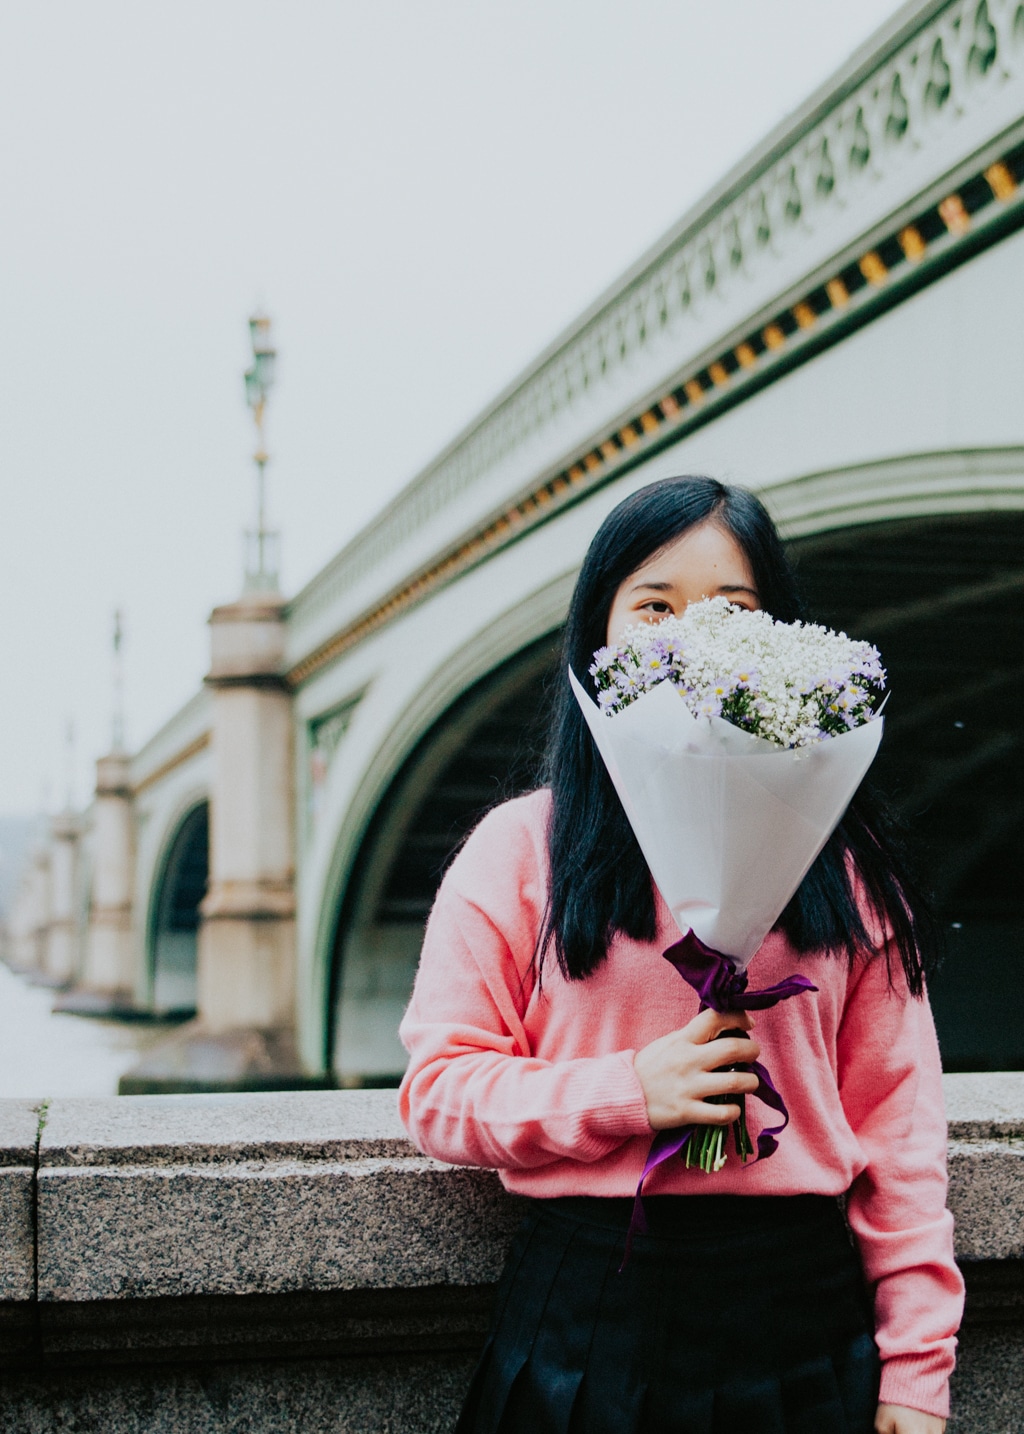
[398, 798, 652, 1171]
[837, 950, 965, 1420]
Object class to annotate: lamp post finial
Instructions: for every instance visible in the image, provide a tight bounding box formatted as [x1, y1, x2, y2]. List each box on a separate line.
[111, 607, 126, 753]
[243, 310, 280, 592]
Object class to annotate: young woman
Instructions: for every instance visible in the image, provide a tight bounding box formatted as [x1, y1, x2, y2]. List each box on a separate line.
[399, 477, 964, 1434]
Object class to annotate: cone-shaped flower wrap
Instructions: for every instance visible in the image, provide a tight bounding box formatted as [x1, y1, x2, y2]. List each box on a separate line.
[569, 669, 883, 969]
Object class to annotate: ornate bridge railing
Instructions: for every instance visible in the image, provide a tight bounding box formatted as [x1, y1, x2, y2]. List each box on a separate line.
[285, 0, 1024, 687]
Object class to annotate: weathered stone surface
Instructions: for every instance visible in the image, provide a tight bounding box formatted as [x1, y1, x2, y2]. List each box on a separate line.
[0, 1350, 477, 1433]
[0, 1170, 35, 1303]
[0, 1098, 41, 1167]
[947, 1139, 1024, 1262]
[38, 1157, 521, 1303]
[0, 1099, 42, 1303]
[36, 1285, 492, 1361]
[10, 1082, 1024, 1433]
[41, 1088, 409, 1165]
[944, 1071, 1024, 1139]
[949, 1322, 1024, 1434]
[38, 1091, 521, 1305]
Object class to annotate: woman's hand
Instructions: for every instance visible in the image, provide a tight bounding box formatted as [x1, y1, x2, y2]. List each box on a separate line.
[633, 1007, 760, 1130]
[875, 1405, 945, 1433]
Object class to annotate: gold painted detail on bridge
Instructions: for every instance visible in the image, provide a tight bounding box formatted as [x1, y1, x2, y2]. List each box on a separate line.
[132, 732, 211, 795]
[287, 138, 1024, 690]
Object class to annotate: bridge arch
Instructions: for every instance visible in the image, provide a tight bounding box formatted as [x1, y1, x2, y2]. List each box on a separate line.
[763, 446, 1024, 540]
[313, 453, 1024, 1083]
[147, 798, 209, 1016]
[789, 505, 1024, 1071]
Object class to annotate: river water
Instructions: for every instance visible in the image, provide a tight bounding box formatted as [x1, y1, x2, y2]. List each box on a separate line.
[0, 964, 167, 1099]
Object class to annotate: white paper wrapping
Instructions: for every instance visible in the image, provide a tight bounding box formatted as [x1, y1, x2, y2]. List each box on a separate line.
[570, 668, 884, 970]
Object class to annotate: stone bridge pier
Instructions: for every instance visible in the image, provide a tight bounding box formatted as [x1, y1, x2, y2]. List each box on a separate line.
[121, 591, 321, 1094]
[82, 753, 134, 1005]
[43, 811, 79, 988]
[54, 751, 135, 1017]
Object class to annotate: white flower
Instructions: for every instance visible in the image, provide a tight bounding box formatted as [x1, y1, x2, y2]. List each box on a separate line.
[589, 597, 885, 748]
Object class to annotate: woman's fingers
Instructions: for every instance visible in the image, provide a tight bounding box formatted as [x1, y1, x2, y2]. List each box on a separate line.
[695, 1068, 760, 1098]
[678, 1098, 742, 1126]
[693, 1034, 761, 1069]
[705, 1037, 761, 1068]
[686, 1007, 754, 1042]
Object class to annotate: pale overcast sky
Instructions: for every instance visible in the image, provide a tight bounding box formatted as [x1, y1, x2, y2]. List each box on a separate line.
[0, 0, 904, 814]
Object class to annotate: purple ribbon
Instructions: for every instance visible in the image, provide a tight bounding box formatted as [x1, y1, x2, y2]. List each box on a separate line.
[622, 930, 817, 1266]
[662, 932, 818, 1014]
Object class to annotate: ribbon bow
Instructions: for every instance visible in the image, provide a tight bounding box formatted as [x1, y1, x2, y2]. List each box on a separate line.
[623, 929, 817, 1265]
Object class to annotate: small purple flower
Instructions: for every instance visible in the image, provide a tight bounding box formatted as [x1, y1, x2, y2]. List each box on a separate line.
[641, 643, 671, 678]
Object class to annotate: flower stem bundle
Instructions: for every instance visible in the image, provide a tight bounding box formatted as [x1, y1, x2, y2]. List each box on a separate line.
[686, 1028, 756, 1173]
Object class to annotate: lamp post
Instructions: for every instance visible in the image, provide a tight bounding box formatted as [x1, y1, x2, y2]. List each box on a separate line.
[122, 309, 299, 1090]
[243, 312, 279, 591]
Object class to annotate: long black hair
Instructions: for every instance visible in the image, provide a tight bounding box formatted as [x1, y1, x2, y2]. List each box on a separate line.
[540, 476, 936, 995]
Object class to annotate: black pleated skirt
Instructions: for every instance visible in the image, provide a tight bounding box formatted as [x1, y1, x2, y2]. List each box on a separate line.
[457, 1194, 879, 1434]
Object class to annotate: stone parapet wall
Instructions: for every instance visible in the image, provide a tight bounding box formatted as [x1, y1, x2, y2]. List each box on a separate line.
[0, 1077, 1022, 1431]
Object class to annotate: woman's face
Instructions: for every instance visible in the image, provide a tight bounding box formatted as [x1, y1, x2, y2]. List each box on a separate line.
[605, 521, 760, 645]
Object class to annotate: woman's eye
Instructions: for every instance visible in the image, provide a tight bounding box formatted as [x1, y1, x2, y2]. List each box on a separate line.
[643, 600, 673, 614]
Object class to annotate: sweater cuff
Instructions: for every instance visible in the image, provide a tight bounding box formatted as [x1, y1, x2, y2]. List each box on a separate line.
[575, 1050, 652, 1156]
[878, 1353, 951, 1420]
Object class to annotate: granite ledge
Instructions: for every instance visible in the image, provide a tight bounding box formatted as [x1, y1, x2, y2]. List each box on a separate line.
[943, 1072, 1024, 1140]
[946, 1139, 1024, 1263]
[39, 1089, 411, 1167]
[31, 1284, 494, 1366]
[3, 1080, 1024, 1311]
[36, 1156, 522, 1303]
[0, 1100, 43, 1304]
[0, 1099, 44, 1167]
[33, 1079, 1024, 1169]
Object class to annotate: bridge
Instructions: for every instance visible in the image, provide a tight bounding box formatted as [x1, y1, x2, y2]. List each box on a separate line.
[7, 0, 1024, 1095]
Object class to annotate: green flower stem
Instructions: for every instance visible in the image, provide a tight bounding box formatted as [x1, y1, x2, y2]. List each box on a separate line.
[690, 1027, 755, 1174]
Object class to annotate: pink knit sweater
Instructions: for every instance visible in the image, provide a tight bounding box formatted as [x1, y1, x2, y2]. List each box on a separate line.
[398, 790, 964, 1419]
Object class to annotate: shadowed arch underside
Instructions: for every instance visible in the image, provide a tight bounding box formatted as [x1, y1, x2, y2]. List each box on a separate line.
[792, 509, 1024, 1069]
[328, 636, 559, 1086]
[149, 802, 209, 1017]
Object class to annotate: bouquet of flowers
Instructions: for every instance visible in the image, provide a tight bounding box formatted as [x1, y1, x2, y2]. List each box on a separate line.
[571, 599, 886, 1205]
[590, 596, 884, 743]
